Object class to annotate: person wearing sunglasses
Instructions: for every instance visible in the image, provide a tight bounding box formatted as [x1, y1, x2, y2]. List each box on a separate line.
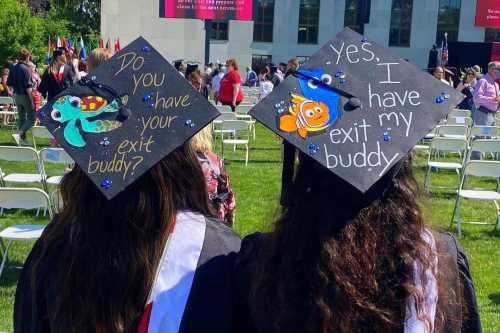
[456, 69, 477, 110]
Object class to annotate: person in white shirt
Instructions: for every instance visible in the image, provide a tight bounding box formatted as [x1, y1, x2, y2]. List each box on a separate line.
[433, 66, 450, 85]
[212, 66, 226, 104]
[259, 69, 273, 101]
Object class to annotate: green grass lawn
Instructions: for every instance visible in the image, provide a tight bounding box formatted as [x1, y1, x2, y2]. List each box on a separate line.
[0, 124, 499, 332]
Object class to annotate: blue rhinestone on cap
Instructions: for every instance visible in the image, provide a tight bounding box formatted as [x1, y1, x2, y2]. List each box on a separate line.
[100, 179, 112, 189]
[383, 132, 392, 142]
[436, 96, 445, 104]
[308, 143, 319, 155]
[141, 46, 151, 52]
[100, 137, 110, 147]
[143, 93, 154, 102]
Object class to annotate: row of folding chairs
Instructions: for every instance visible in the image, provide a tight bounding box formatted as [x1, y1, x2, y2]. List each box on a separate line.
[214, 107, 257, 138]
[0, 186, 63, 280]
[419, 125, 500, 153]
[0, 146, 73, 192]
[423, 135, 500, 235]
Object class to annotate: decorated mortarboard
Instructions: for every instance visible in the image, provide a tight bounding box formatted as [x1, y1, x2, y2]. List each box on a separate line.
[38, 37, 219, 200]
[250, 28, 464, 194]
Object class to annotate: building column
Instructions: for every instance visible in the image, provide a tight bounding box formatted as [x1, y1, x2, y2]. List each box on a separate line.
[459, 0, 485, 42]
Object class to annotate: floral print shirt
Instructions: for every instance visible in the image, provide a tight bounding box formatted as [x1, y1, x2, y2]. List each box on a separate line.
[197, 151, 236, 227]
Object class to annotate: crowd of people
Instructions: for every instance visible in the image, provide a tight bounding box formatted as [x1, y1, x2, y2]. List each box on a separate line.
[5, 41, 484, 333]
[433, 62, 500, 118]
[175, 57, 301, 108]
[433, 61, 500, 160]
[3, 47, 91, 145]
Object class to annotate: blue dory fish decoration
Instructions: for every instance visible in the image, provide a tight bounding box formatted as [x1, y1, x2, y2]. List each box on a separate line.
[295, 69, 341, 128]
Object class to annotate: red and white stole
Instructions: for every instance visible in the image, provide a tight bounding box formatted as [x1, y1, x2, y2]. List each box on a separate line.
[141, 210, 206, 333]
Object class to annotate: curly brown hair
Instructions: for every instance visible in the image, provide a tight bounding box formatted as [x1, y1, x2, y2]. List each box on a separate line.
[251, 153, 444, 333]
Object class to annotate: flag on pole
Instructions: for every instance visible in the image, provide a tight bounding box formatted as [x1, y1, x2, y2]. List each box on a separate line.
[57, 36, 62, 48]
[61, 37, 68, 51]
[80, 37, 87, 60]
[115, 38, 121, 52]
[441, 32, 449, 66]
[99, 38, 104, 48]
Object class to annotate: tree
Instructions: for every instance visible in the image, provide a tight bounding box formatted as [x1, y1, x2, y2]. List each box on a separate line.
[0, 0, 44, 63]
[0, 0, 71, 65]
[51, 0, 100, 35]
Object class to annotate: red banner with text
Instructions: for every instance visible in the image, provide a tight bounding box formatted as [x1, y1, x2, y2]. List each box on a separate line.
[160, 0, 253, 20]
[475, 0, 500, 28]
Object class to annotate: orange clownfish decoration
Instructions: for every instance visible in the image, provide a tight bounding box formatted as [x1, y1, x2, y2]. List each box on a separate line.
[279, 94, 330, 139]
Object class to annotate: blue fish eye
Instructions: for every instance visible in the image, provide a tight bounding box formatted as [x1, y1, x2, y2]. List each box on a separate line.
[307, 79, 318, 89]
[321, 74, 332, 85]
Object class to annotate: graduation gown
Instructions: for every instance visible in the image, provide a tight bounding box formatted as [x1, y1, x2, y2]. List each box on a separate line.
[234, 231, 482, 333]
[14, 211, 241, 333]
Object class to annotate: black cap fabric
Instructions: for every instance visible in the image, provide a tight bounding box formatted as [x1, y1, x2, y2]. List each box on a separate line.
[39, 37, 219, 199]
[186, 63, 199, 77]
[250, 28, 464, 193]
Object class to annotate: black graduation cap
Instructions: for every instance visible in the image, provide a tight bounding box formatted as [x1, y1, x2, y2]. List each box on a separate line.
[185, 62, 199, 77]
[249, 28, 464, 195]
[174, 60, 183, 71]
[38, 37, 219, 200]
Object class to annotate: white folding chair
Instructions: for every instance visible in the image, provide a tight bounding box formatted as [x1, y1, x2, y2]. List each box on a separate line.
[235, 108, 256, 139]
[450, 159, 500, 236]
[0, 146, 43, 186]
[446, 116, 473, 127]
[0, 187, 52, 279]
[221, 120, 251, 166]
[39, 148, 74, 188]
[236, 104, 254, 114]
[437, 125, 468, 139]
[469, 126, 500, 139]
[422, 126, 439, 140]
[448, 109, 471, 118]
[31, 126, 55, 150]
[213, 112, 237, 146]
[215, 105, 232, 113]
[424, 137, 467, 192]
[0, 96, 17, 126]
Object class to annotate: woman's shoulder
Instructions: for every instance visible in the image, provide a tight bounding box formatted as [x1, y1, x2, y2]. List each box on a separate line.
[236, 232, 270, 265]
[204, 216, 241, 254]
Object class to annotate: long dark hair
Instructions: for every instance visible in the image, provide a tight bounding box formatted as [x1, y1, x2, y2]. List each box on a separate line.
[33, 143, 214, 332]
[251, 153, 443, 332]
